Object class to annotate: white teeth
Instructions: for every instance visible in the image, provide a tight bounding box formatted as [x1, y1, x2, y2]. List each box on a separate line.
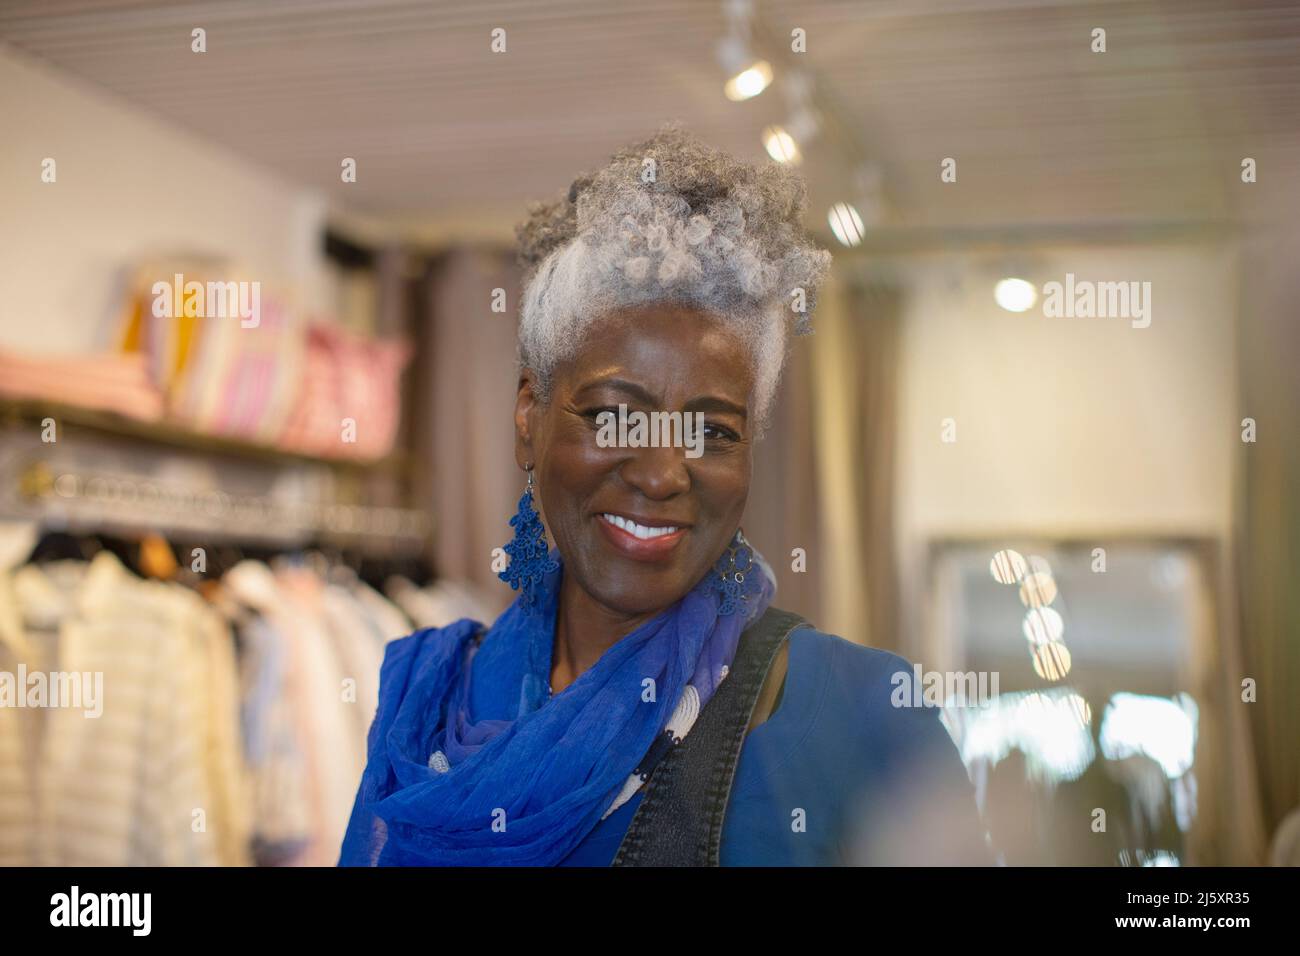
[601, 514, 679, 539]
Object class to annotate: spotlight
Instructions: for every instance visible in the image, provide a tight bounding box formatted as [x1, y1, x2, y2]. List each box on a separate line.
[716, 22, 771, 102]
[724, 60, 772, 101]
[762, 125, 800, 164]
[828, 202, 865, 247]
[994, 277, 1037, 312]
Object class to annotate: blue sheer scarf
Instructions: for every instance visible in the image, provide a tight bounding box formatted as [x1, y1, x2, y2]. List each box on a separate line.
[338, 547, 774, 866]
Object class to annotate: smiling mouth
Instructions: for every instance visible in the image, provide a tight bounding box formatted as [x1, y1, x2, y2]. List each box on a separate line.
[595, 512, 689, 560]
[599, 513, 682, 538]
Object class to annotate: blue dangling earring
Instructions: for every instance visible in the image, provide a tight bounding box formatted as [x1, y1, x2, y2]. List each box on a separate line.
[498, 465, 558, 609]
[712, 529, 755, 616]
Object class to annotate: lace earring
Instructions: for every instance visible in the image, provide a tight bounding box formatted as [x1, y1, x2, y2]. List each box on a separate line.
[498, 465, 558, 608]
[712, 529, 754, 616]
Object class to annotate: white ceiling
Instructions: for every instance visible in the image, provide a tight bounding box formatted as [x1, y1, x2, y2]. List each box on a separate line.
[3, 0, 1298, 245]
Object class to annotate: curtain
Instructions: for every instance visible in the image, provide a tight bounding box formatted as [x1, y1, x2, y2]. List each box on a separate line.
[1235, 215, 1300, 859]
[744, 315, 822, 622]
[1185, 537, 1268, 865]
[806, 275, 904, 651]
[411, 248, 521, 613]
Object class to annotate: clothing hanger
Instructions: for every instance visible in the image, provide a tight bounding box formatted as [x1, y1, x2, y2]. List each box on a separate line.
[302, 539, 336, 579]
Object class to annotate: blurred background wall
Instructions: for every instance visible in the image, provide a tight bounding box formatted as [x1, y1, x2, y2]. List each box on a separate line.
[0, 48, 334, 352]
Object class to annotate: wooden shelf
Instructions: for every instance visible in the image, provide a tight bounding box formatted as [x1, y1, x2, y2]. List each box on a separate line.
[0, 398, 410, 474]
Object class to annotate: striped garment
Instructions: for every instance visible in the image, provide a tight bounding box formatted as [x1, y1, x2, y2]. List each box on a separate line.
[0, 552, 250, 866]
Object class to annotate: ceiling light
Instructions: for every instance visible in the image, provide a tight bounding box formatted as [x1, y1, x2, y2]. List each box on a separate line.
[994, 277, 1037, 313]
[724, 60, 772, 101]
[827, 202, 865, 247]
[762, 125, 800, 164]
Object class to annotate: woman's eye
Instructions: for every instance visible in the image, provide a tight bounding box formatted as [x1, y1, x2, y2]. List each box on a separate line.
[581, 407, 620, 427]
[703, 422, 739, 442]
[579, 408, 738, 444]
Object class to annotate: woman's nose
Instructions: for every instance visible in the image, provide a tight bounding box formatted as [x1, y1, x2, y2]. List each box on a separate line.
[618, 444, 691, 499]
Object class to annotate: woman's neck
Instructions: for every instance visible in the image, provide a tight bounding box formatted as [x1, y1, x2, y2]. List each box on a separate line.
[550, 573, 659, 695]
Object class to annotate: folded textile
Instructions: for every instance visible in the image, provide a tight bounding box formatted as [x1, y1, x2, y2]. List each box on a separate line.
[0, 349, 164, 421]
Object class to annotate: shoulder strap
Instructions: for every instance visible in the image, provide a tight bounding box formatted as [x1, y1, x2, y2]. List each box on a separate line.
[612, 606, 809, 866]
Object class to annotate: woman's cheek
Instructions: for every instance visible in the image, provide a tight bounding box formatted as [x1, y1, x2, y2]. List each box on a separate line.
[702, 463, 754, 530]
[693, 447, 751, 495]
[556, 430, 623, 481]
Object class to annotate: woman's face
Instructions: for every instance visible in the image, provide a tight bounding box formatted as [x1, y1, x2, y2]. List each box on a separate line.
[515, 303, 755, 618]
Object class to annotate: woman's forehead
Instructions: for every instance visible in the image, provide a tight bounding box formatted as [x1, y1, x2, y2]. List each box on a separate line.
[560, 306, 755, 403]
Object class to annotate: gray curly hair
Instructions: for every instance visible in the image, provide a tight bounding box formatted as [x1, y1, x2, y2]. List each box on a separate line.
[515, 124, 831, 433]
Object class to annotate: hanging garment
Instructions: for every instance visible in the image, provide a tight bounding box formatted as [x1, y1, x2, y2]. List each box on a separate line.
[229, 613, 314, 866]
[385, 575, 496, 631]
[0, 550, 248, 865]
[224, 559, 374, 866]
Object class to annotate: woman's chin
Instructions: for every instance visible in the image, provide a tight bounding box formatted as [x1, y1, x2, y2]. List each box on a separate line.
[575, 571, 691, 620]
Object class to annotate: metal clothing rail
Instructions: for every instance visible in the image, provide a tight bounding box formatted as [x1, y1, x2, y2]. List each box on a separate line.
[8, 460, 431, 555]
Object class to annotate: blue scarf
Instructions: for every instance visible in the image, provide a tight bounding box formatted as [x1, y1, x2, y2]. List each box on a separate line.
[338, 547, 775, 866]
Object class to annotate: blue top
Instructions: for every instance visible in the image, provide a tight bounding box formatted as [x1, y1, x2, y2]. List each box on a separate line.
[560, 628, 990, 866]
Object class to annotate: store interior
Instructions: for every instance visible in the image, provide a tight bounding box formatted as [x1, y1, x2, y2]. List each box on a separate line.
[1, 0, 1297, 867]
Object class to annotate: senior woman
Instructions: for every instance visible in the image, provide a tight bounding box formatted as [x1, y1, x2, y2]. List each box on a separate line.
[339, 127, 986, 867]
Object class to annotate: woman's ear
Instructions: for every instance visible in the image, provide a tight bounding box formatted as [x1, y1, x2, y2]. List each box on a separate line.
[513, 369, 539, 469]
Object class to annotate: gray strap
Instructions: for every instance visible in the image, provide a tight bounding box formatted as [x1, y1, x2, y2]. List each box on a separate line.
[612, 606, 809, 866]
